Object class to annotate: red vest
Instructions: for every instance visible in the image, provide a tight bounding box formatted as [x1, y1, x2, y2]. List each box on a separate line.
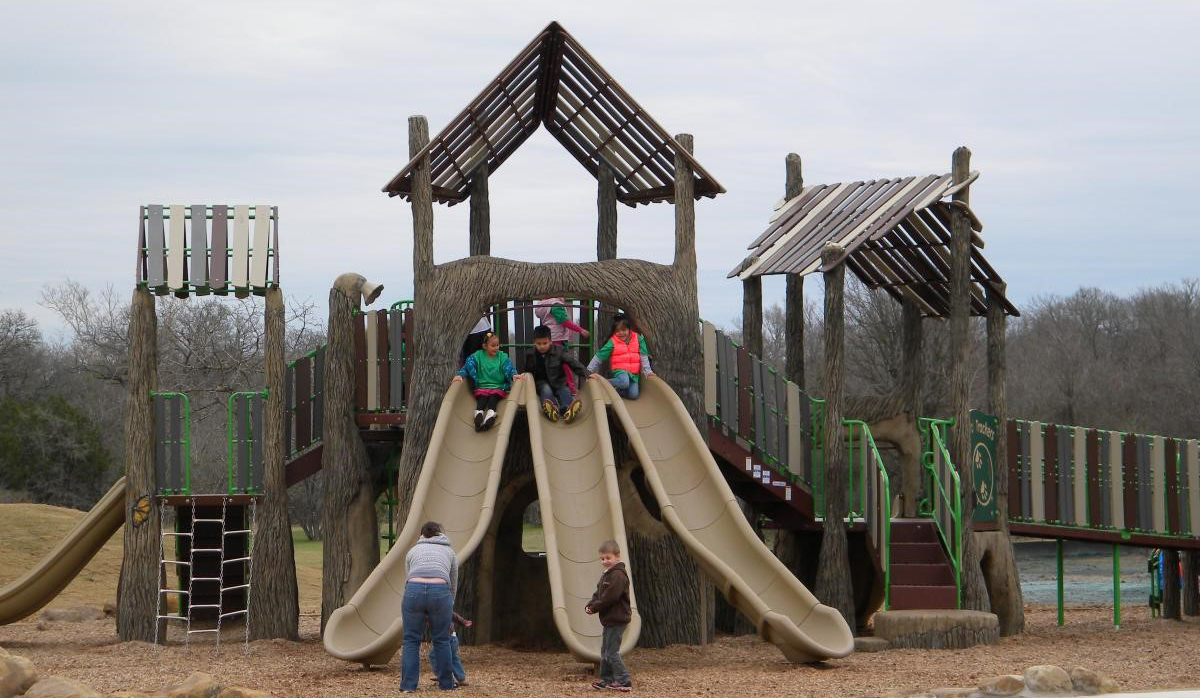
[610, 332, 641, 374]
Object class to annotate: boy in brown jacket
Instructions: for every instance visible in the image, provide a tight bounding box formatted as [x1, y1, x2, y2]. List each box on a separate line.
[585, 539, 632, 692]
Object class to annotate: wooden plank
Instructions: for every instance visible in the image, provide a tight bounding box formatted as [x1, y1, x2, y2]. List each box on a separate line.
[284, 364, 294, 456]
[251, 394, 264, 492]
[752, 359, 766, 458]
[231, 205, 251, 291]
[135, 206, 147, 285]
[773, 372, 787, 471]
[1109, 432, 1125, 530]
[1138, 436, 1153, 531]
[354, 312, 368, 412]
[146, 205, 166, 289]
[1152, 436, 1166, 533]
[702, 322, 717, 417]
[154, 396, 166, 492]
[167, 205, 187, 294]
[1020, 422, 1031, 520]
[271, 207, 280, 287]
[189, 204, 208, 294]
[250, 204, 271, 289]
[401, 309, 414, 406]
[1087, 429, 1102, 527]
[1029, 422, 1045, 523]
[1122, 434, 1139, 530]
[389, 308, 403, 409]
[377, 311, 391, 410]
[1074, 427, 1088, 526]
[786, 382, 802, 478]
[1165, 438, 1179, 535]
[718, 333, 736, 428]
[1007, 420, 1021, 520]
[237, 395, 250, 493]
[313, 346, 325, 442]
[1187, 440, 1200, 535]
[1055, 425, 1072, 524]
[736, 345, 752, 442]
[169, 395, 182, 493]
[295, 358, 312, 449]
[209, 205, 229, 294]
[1043, 423, 1059, 524]
[366, 311, 379, 410]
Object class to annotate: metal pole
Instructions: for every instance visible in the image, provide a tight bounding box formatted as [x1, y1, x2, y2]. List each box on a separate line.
[1056, 538, 1064, 626]
[1113, 543, 1121, 628]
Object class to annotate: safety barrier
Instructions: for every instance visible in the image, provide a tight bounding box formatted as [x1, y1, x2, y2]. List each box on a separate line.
[137, 204, 278, 297]
[846, 419, 892, 608]
[920, 417, 963, 607]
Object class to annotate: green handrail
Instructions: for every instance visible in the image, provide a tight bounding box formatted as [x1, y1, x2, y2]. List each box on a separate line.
[151, 391, 191, 495]
[227, 390, 268, 495]
[845, 419, 892, 609]
[919, 417, 963, 609]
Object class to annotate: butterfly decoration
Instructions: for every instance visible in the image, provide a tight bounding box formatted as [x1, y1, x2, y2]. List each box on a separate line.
[131, 495, 151, 528]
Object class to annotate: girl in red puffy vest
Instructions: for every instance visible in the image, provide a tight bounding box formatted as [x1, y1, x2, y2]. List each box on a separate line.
[586, 314, 653, 399]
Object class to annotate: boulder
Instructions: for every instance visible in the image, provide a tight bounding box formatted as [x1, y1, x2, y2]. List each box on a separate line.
[1099, 678, 1120, 694]
[40, 606, 106, 623]
[854, 636, 891, 652]
[1070, 667, 1103, 695]
[1023, 665, 1072, 695]
[24, 676, 102, 698]
[977, 675, 1023, 696]
[161, 673, 222, 698]
[0, 652, 38, 698]
[215, 689, 273, 698]
[873, 610, 999, 650]
[930, 688, 976, 698]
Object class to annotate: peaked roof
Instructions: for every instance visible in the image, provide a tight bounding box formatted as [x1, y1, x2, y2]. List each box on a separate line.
[383, 22, 724, 207]
[731, 172, 1018, 317]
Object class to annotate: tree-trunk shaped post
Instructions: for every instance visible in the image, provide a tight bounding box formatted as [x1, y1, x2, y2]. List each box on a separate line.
[948, 147, 990, 612]
[250, 287, 299, 639]
[597, 160, 618, 340]
[1163, 549, 1181, 620]
[742, 278, 763, 356]
[319, 273, 382, 630]
[815, 243, 855, 628]
[470, 163, 490, 257]
[117, 288, 162, 642]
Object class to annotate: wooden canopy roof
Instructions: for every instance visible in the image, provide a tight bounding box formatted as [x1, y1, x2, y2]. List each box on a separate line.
[383, 22, 724, 207]
[730, 173, 1019, 317]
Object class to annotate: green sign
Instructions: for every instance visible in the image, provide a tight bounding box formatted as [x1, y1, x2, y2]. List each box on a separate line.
[971, 409, 998, 523]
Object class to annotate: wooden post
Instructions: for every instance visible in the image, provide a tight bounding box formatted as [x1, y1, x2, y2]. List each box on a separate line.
[249, 287, 299, 639]
[784, 153, 805, 389]
[900, 297, 924, 516]
[410, 115, 435, 368]
[948, 146, 989, 611]
[742, 277, 763, 356]
[597, 160, 618, 340]
[117, 288, 162, 642]
[815, 243, 855, 628]
[1183, 550, 1199, 616]
[1163, 548, 1182, 620]
[469, 163, 490, 256]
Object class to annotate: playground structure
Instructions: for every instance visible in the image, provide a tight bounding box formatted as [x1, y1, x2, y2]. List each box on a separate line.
[2, 20, 1200, 676]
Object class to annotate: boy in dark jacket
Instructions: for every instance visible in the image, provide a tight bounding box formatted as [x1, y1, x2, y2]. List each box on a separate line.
[585, 539, 632, 692]
[525, 325, 592, 423]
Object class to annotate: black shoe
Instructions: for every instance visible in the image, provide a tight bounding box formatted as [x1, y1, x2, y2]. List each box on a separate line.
[474, 411, 484, 431]
[606, 682, 632, 692]
[591, 680, 608, 690]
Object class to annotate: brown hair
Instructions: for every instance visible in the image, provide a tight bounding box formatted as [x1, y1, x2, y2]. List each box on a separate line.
[598, 539, 621, 555]
[420, 521, 443, 538]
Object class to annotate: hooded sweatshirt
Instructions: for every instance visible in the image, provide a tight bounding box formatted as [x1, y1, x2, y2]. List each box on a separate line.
[587, 561, 632, 627]
[405, 533, 459, 598]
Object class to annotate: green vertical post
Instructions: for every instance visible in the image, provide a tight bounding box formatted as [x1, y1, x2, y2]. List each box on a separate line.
[1056, 538, 1065, 626]
[1113, 543, 1121, 628]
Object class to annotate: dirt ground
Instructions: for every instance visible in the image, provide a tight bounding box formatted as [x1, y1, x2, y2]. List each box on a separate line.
[0, 605, 1196, 698]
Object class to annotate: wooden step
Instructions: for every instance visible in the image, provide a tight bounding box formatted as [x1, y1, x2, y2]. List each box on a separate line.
[890, 542, 948, 564]
[889, 519, 938, 543]
[890, 563, 955, 586]
[888, 584, 958, 610]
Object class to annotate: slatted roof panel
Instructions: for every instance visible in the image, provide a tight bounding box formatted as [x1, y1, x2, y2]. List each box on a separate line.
[730, 173, 1019, 317]
[382, 22, 724, 207]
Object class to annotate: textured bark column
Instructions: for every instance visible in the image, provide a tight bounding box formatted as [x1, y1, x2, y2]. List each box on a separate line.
[250, 288, 299, 639]
[742, 277, 763, 356]
[319, 277, 380, 630]
[815, 244, 855, 628]
[948, 147, 989, 612]
[784, 153, 805, 388]
[117, 288, 162, 642]
[1163, 549, 1181, 620]
[469, 163, 490, 256]
[900, 298, 924, 516]
[1183, 551, 1199, 616]
[982, 280, 1025, 635]
[597, 161, 619, 338]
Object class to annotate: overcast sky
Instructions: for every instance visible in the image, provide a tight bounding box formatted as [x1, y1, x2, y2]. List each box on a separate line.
[2, 1, 1197, 338]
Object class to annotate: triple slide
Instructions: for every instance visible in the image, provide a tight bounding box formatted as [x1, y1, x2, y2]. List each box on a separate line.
[324, 373, 852, 666]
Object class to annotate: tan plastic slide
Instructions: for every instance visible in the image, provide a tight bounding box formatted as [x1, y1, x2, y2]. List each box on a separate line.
[521, 377, 641, 663]
[603, 376, 854, 662]
[323, 380, 520, 666]
[0, 476, 127, 625]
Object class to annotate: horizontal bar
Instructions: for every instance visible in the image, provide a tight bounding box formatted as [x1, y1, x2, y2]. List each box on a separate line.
[142, 209, 276, 220]
[222, 530, 252, 536]
[222, 584, 250, 592]
[189, 576, 222, 582]
[159, 589, 189, 594]
[187, 603, 222, 609]
[220, 610, 249, 619]
[191, 518, 227, 523]
[160, 532, 192, 537]
[158, 614, 189, 621]
[222, 557, 252, 565]
[187, 629, 221, 634]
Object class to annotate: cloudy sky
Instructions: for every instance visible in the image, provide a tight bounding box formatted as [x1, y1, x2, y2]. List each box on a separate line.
[2, 1, 1197, 336]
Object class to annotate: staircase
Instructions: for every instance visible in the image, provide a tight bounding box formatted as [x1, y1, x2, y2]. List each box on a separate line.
[888, 519, 957, 609]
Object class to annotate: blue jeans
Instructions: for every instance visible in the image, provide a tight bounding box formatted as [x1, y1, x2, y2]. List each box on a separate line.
[609, 372, 640, 400]
[429, 632, 466, 683]
[537, 381, 574, 412]
[401, 582, 455, 690]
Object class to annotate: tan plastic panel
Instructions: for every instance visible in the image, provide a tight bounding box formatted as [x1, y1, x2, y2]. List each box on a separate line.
[603, 377, 853, 662]
[0, 477, 126, 625]
[522, 377, 641, 663]
[322, 380, 520, 665]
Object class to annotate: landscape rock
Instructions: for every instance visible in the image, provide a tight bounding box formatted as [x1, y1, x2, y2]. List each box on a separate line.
[854, 636, 891, 652]
[977, 675, 1024, 696]
[873, 610, 999, 650]
[215, 688, 273, 698]
[1069, 667, 1103, 695]
[24, 676, 102, 698]
[1023, 665, 1072, 695]
[162, 673, 222, 698]
[930, 688, 976, 698]
[0, 652, 38, 698]
[39, 606, 106, 623]
[1099, 678, 1120, 694]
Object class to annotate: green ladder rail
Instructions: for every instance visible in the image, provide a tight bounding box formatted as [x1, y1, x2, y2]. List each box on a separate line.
[919, 417, 963, 609]
[151, 391, 192, 496]
[845, 419, 892, 609]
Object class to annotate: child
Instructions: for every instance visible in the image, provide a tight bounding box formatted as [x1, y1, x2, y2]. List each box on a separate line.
[452, 332, 519, 431]
[586, 314, 652, 400]
[535, 298, 590, 393]
[460, 314, 493, 364]
[585, 539, 632, 692]
[524, 326, 592, 423]
[429, 612, 472, 687]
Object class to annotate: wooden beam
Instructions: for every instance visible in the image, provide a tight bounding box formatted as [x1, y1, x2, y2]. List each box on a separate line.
[742, 276, 763, 357]
[784, 153, 805, 389]
[469, 163, 490, 256]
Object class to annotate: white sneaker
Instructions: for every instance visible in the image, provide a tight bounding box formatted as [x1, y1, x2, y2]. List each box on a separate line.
[482, 409, 497, 430]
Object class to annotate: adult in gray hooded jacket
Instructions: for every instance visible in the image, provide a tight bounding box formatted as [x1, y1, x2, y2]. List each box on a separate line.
[400, 521, 459, 692]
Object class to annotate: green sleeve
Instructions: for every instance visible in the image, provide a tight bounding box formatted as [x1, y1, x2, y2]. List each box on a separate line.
[639, 334, 649, 356]
[550, 306, 568, 323]
[593, 339, 614, 361]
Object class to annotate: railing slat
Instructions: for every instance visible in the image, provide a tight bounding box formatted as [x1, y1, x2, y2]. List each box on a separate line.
[313, 347, 325, 442]
[295, 358, 312, 449]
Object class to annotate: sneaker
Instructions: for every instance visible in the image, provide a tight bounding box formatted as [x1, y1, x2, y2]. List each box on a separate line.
[542, 399, 560, 422]
[473, 410, 484, 431]
[606, 682, 632, 692]
[456, 678, 469, 687]
[482, 409, 497, 430]
[563, 399, 582, 423]
[591, 680, 608, 690]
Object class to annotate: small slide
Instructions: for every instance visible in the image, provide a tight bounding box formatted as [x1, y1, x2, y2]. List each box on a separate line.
[0, 477, 127, 625]
[521, 377, 641, 663]
[603, 377, 854, 662]
[323, 380, 520, 666]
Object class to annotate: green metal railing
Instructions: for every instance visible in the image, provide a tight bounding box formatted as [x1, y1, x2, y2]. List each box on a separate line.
[152, 391, 191, 495]
[846, 419, 892, 609]
[920, 417, 963, 608]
